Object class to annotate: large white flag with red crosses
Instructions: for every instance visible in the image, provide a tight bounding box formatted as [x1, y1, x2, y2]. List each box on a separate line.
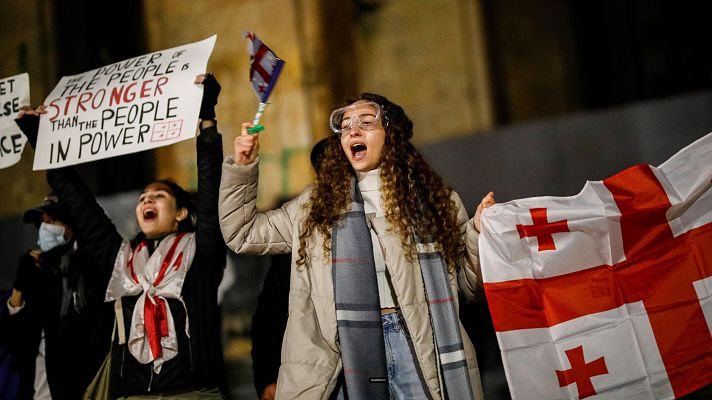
[479, 132, 712, 399]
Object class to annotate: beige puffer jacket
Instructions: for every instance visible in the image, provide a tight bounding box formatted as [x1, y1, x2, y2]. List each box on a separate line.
[219, 157, 485, 400]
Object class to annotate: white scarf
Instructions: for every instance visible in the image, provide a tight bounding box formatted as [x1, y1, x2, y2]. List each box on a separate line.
[105, 232, 196, 373]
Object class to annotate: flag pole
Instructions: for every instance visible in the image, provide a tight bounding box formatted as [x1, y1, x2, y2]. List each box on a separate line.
[247, 102, 266, 134]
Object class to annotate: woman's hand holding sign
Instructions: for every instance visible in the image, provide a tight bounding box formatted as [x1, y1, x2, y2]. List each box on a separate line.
[195, 73, 221, 122]
[15, 105, 47, 149]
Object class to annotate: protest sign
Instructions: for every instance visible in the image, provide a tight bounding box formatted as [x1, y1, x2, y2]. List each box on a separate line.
[33, 35, 216, 170]
[0, 73, 29, 169]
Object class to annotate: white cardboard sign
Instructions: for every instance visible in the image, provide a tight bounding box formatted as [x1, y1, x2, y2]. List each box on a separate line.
[0, 73, 30, 169]
[33, 35, 216, 170]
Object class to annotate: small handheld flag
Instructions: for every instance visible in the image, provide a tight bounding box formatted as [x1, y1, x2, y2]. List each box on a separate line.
[244, 32, 285, 133]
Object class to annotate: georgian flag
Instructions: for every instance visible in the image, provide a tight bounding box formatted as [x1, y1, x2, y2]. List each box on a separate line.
[244, 32, 285, 103]
[480, 132, 712, 399]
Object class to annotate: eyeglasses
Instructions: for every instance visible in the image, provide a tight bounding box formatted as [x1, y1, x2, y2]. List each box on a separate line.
[329, 101, 382, 136]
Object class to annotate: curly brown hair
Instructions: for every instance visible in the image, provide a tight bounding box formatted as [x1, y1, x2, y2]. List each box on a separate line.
[297, 93, 464, 272]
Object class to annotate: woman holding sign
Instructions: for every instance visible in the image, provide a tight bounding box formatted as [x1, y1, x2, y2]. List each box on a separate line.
[219, 93, 495, 400]
[16, 74, 227, 399]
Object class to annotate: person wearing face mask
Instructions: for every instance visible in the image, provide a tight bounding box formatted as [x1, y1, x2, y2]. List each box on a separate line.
[0, 195, 113, 399]
[15, 74, 227, 399]
[219, 93, 495, 400]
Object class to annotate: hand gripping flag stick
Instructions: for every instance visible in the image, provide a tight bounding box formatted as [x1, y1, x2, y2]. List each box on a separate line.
[243, 32, 285, 134]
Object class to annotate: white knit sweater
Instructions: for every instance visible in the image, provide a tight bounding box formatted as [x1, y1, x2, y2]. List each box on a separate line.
[357, 169, 398, 308]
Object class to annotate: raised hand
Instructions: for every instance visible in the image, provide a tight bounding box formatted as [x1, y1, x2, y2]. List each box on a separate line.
[15, 105, 47, 149]
[474, 191, 496, 233]
[260, 383, 276, 400]
[195, 73, 221, 120]
[234, 122, 260, 165]
[13, 251, 41, 294]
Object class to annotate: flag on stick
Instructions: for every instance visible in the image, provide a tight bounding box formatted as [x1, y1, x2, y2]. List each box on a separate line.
[244, 32, 285, 131]
[480, 132, 712, 399]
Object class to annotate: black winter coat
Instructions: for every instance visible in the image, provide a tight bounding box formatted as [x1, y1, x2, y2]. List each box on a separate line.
[45, 126, 227, 397]
[250, 253, 290, 398]
[0, 244, 113, 399]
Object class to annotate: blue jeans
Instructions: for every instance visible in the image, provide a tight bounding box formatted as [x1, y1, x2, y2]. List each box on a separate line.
[382, 312, 429, 399]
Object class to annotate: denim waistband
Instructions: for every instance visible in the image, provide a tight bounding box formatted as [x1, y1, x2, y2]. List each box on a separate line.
[382, 310, 405, 332]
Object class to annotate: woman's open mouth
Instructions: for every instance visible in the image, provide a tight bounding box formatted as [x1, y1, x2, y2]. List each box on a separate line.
[351, 143, 367, 161]
[142, 208, 157, 221]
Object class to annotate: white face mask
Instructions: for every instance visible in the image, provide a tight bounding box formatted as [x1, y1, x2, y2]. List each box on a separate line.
[37, 222, 69, 252]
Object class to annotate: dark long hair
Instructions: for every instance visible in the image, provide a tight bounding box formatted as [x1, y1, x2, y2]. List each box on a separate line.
[297, 93, 463, 271]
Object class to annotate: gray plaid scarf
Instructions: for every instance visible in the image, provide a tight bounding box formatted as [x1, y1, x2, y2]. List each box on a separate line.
[332, 181, 474, 399]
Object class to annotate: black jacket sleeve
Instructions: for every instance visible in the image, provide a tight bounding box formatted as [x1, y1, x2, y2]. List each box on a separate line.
[17, 111, 120, 296]
[180, 123, 228, 392]
[250, 254, 291, 396]
[45, 167, 123, 280]
[192, 124, 226, 285]
[0, 255, 48, 359]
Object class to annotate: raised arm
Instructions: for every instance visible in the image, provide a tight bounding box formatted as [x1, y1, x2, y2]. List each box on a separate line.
[192, 73, 226, 285]
[457, 191, 496, 303]
[16, 111, 123, 277]
[218, 123, 299, 256]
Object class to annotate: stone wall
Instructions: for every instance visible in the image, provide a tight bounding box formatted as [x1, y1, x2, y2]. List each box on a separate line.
[0, 1, 59, 217]
[0, 0, 495, 213]
[140, 0, 494, 207]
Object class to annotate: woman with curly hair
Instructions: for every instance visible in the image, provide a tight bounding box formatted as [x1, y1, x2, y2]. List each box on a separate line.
[219, 93, 494, 400]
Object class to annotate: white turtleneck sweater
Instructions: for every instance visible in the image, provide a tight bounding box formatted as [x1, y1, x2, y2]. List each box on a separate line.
[357, 169, 398, 308]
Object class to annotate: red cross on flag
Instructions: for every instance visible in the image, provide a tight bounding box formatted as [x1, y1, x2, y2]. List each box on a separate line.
[244, 32, 285, 103]
[480, 132, 712, 399]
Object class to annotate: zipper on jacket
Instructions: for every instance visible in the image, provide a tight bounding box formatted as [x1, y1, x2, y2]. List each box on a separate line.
[120, 345, 125, 378]
[189, 337, 194, 370]
[147, 367, 154, 391]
